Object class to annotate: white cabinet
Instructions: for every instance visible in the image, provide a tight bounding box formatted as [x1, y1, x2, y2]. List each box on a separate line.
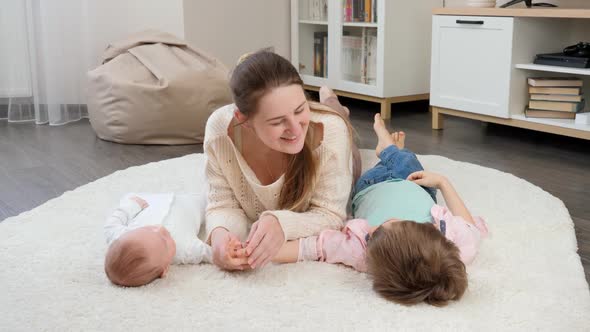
[291, 0, 441, 118]
[430, 16, 514, 118]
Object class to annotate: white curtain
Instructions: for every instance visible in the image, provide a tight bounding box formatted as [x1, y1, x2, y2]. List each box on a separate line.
[0, 0, 185, 126]
[1, 0, 93, 125]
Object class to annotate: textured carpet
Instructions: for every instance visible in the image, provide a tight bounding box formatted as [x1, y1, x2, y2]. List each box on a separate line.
[1, 150, 589, 331]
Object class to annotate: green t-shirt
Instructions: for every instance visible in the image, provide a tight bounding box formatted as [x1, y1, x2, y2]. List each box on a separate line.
[352, 179, 435, 227]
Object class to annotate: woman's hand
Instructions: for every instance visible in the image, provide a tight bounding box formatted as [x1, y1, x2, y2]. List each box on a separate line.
[210, 228, 249, 271]
[407, 171, 447, 189]
[244, 214, 285, 269]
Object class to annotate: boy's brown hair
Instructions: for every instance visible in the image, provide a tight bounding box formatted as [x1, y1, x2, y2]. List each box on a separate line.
[104, 238, 164, 287]
[366, 221, 467, 306]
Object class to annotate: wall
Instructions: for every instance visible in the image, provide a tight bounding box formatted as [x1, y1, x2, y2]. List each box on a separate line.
[183, 0, 291, 69]
[85, 0, 185, 67]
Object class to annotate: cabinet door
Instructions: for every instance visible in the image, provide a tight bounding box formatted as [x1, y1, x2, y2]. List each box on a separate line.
[430, 16, 513, 118]
[291, 0, 331, 87]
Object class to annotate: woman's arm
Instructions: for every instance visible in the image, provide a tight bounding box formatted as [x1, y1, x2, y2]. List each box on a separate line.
[205, 140, 252, 270]
[204, 143, 251, 243]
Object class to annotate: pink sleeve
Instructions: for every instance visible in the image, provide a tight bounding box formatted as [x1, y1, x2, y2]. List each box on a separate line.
[317, 219, 370, 272]
[430, 205, 488, 264]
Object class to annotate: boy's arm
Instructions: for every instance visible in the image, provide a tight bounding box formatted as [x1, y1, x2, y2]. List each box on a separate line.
[104, 196, 147, 244]
[437, 178, 474, 225]
[272, 219, 370, 272]
[408, 171, 474, 225]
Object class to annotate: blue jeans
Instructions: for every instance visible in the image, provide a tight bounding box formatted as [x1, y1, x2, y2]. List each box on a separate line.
[354, 145, 437, 202]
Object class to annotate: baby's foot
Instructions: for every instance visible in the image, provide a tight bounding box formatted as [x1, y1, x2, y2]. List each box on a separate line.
[373, 113, 394, 157]
[390, 131, 405, 149]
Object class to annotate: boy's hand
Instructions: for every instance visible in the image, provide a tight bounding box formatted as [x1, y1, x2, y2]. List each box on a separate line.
[407, 171, 447, 189]
[130, 196, 148, 209]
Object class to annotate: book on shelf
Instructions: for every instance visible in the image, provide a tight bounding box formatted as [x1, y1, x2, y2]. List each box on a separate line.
[343, 0, 377, 23]
[344, 0, 352, 22]
[527, 77, 583, 87]
[313, 31, 328, 77]
[528, 86, 582, 95]
[524, 108, 577, 119]
[528, 99, 585, 113]
[529, 94, 583, 102]
[304, 0, 327, 21]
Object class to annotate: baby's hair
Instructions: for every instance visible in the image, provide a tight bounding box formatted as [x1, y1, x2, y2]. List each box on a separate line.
[104, 238, 164, 287]
[366, 221, 467, 306]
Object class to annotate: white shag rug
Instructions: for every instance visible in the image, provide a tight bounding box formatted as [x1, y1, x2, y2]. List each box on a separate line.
[1, 150, 589, 331]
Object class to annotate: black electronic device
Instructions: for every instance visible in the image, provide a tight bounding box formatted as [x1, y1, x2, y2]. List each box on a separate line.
[534, 53, 590, 68]
[500, 0, 557, 8]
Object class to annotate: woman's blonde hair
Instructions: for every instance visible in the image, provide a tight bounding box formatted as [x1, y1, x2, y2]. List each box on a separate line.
[230, 51, 356, 212]
[104, 238, 164, 287]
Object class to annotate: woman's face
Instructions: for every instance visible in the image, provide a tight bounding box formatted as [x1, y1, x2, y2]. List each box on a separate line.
[248, 84, 311, 155]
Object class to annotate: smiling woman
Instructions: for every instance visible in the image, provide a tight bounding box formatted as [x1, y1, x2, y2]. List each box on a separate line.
[203, 51, 358, 271]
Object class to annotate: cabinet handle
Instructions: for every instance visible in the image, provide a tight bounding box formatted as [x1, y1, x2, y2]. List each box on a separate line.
[456, 19, 484, 25]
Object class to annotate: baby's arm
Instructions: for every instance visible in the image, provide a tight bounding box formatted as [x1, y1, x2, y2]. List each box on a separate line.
[408, 171, 474, 224]
[176, 239, 214, 264]
[104, 196, 148, 244]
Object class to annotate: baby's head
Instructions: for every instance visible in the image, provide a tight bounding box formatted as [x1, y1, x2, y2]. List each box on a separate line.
[366, 220, 467, 307]
[105, 226, 176, 287]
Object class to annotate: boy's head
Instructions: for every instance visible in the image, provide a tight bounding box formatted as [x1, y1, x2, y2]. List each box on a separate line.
[366, 220, 467, 307]
[105, 226, 176, 287]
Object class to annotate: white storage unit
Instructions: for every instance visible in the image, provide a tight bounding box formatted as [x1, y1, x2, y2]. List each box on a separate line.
[429, 8, 590, 140]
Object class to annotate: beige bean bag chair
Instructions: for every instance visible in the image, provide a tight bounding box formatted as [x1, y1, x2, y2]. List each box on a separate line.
[87, 30, 233, 144]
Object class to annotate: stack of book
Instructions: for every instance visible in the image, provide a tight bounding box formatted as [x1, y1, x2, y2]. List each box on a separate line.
[525, 77, 585, 119]
[343, 0, 377, 23]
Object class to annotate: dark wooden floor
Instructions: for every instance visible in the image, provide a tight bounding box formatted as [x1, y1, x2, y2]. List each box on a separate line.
[1, 99, 589, 284]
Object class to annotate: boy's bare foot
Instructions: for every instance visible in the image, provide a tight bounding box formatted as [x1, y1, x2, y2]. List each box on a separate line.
[373, 113, 395, 157]
[391, 131, 405, 149]
[319, 86, 350, 116]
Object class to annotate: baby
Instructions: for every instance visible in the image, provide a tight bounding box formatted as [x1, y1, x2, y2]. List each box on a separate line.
[104, 192, 225, 287]
[270, 114, 488, 306]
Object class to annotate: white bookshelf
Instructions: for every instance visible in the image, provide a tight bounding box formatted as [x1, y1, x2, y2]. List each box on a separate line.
[430, 8, 590, 140]
[291, 0, 441, 119]
[515, 64, 590, 76]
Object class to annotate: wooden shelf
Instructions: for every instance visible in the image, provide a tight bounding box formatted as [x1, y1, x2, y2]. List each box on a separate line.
[432, 106, 590, 140]
[515, 64, 590, 76]
[511, 114, 590, 132]
[432, 7, 590, 19]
